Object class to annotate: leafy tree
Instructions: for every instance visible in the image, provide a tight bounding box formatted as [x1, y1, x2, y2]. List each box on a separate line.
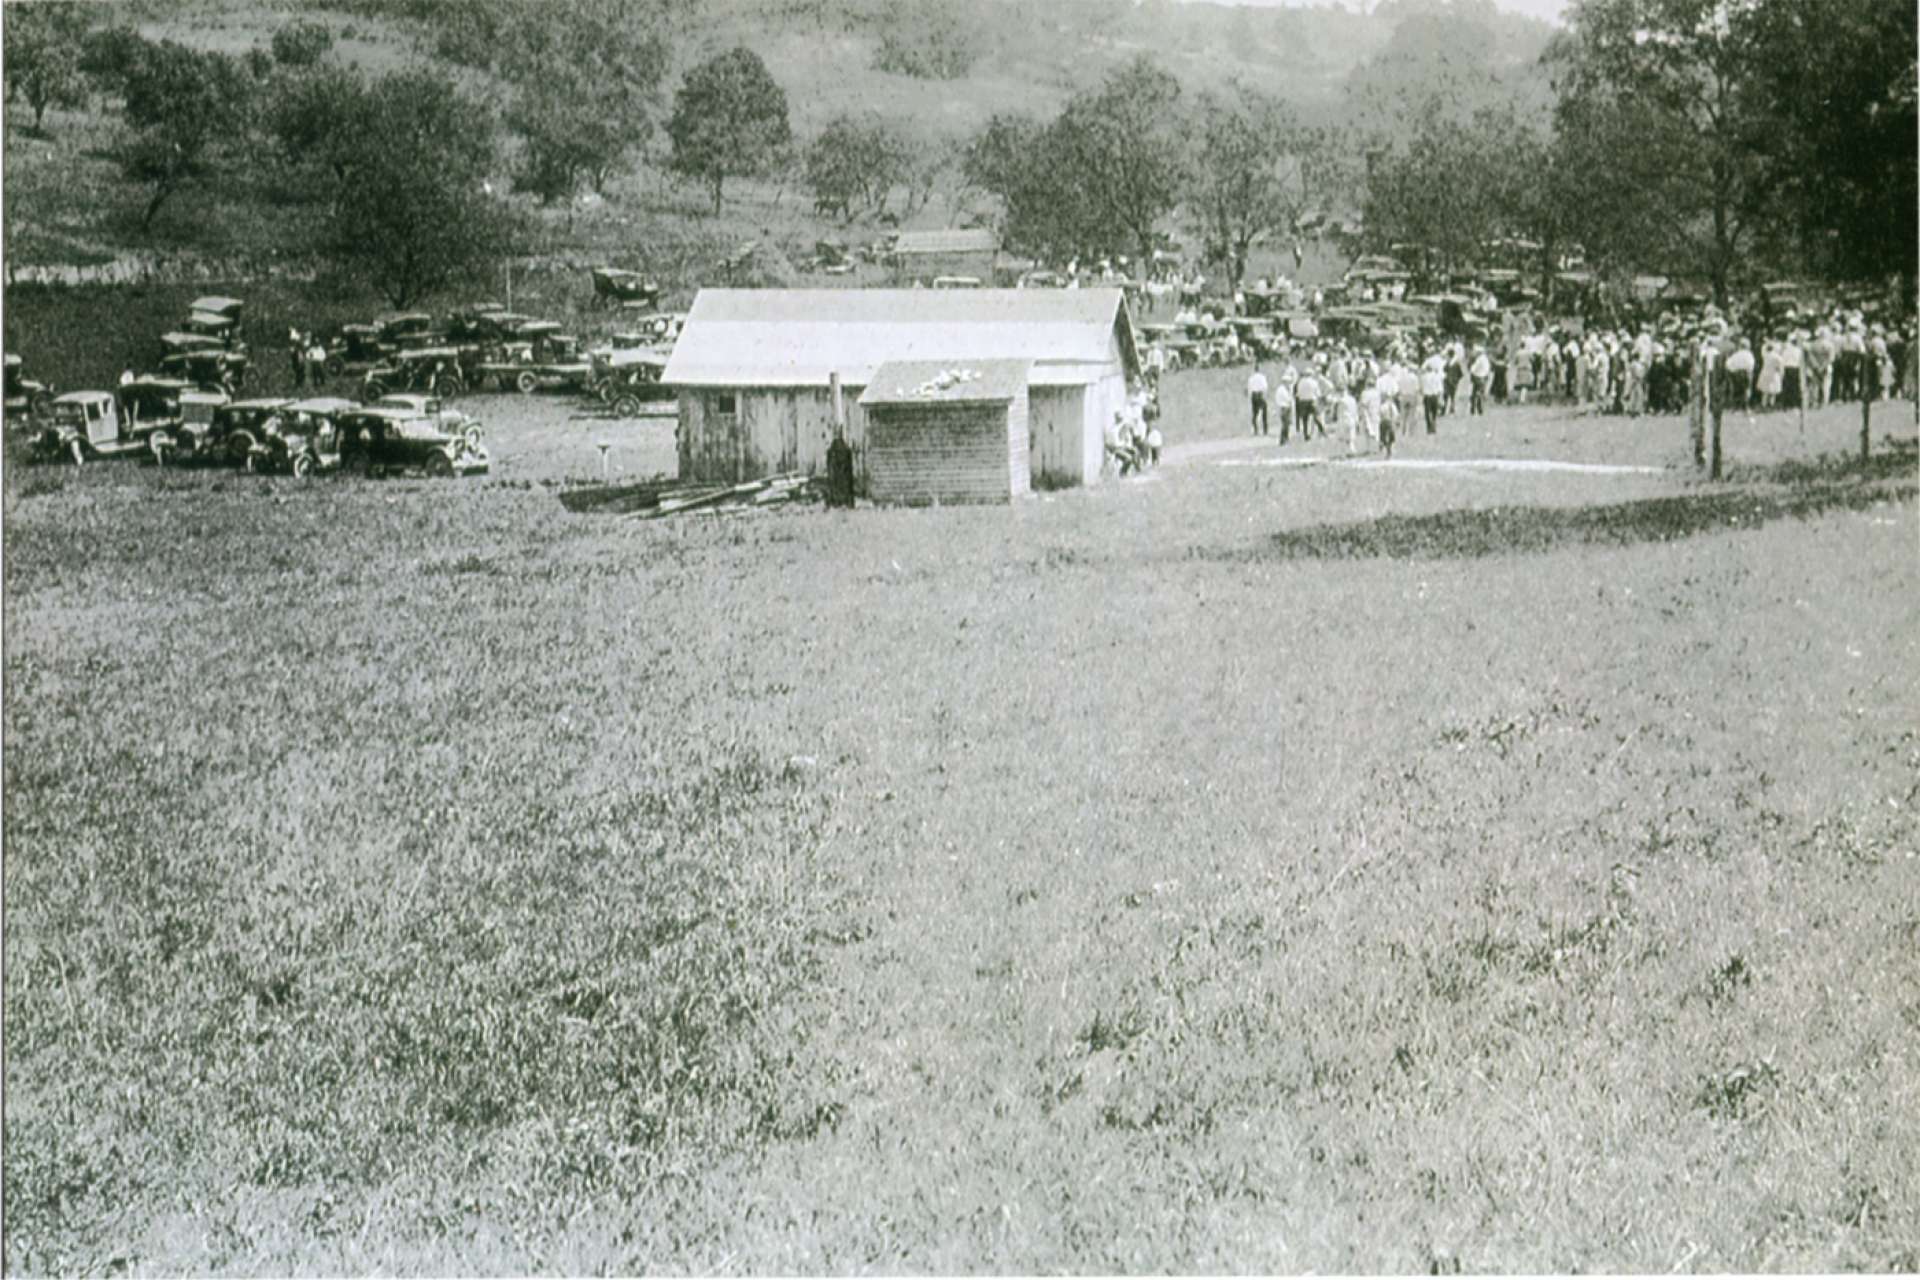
[326, 69, 516, 306]
[1047, 57, 1188, 268]
[805, 113, 907, 222]
[1361, 99, 1521, 279]
[4, 4, 94, 132]
[270, 19, 334, 68]
[1744, 0, 1917, 291]
[1549, 0, 1781, 306]
[497, 0, 669, 205]
[114, 39, 257, 229]
[1190, 87, 1336, 287]
[265, 62, 373, 208]
[666, 47, 791, 216]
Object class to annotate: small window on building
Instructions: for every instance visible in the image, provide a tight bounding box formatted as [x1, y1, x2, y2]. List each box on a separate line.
[715, 393, 737, 416]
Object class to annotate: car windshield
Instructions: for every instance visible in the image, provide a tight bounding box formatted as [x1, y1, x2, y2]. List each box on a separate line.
[51, 402, 90, 426]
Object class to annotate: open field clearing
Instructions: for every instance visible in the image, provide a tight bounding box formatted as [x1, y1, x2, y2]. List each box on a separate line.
[4, 387, 1919, 1272]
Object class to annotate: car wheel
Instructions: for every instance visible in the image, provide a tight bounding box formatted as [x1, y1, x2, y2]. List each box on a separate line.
[226, 431, 254, 465]
[325, 356, 343, 377]
[29, 391, 51, 417]
[515, 371, 537, 395]
[363, 380, 387, 402]
[613, 394, 641, 417]
[424, 452, 455, 478]
[291, 452, 313, 479]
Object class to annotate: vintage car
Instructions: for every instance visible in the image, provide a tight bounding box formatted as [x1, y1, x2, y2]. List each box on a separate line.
[180, 311, 246, 350]
[190, 296, 246, 324]
[122, 377, 228, 459]
[443, 303, 510, 342]
[478, 324, 593, 393]
[589, 267, 663, 308]
[4, 353, 54, 421]
[362, 348, 468, 400]
[1018, 270, 1068, 289]
[609, 311, 685, 350]
[374, 312, 438, 348]
[592, 351, 674, 417]
[337, 407, 489, 478]
[321, 324, 388, 376]
[35, 382, 221, 465]
[159, 346, 250, 391]
[931, 275, 983, 289]
[175, 396, 290, 464]
[251, 397, 357, 477]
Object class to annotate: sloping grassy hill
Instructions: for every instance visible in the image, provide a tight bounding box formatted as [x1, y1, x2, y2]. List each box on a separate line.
[3, 0, 1552, 279]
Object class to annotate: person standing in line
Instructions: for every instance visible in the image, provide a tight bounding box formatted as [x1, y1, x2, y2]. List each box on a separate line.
[1273, 373, 1295, 445]
[1334, 383, 1359, 455]
[1295, 364, 1323, 439]
[1247, 363, 1269, 435]
[1396, 357, 1421, 437]
[1725, 338, 1755, 409]
[1468, 347, 1492, 416]
[1356, 376, 1381, 454]
[1420, 352, 1445, 435]
[1757, 339, 1784, 410]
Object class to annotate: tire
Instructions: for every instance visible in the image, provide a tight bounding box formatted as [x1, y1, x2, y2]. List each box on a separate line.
[29, 391, 51, 416]
[325, 356, 343, 377]
[439, 375, 465, 398]
[424, 452, 454, 478]
[613, 394, 640, 418]
[226, 431, 255, 465]
[363, 381, 387, 402]
[515, 370, 538, 395]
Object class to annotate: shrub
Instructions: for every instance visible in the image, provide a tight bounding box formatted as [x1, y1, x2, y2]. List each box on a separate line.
[270, 20, 334, 68]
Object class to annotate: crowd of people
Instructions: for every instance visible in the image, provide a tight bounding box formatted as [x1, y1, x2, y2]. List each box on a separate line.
[1239, 343, 1486, 459]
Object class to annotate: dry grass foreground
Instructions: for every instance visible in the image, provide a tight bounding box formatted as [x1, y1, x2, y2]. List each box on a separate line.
[3, 400, 1917, 1273]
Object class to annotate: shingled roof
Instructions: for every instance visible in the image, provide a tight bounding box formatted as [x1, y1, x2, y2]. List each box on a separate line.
[662, 288, 1139, 388]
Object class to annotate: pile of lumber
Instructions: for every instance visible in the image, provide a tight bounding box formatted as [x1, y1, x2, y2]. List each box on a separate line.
[559, 474, 818, 518]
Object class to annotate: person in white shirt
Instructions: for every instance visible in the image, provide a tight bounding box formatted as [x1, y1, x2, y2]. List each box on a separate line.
[1356, 379, 1381, 454]
[1468, 348, 1493, 415]
[1272, 375, 1295, 444]
[1724, 339, 1756, 409]
[1246, 364, 1270, 435]
[1420, 354, 1445, 434]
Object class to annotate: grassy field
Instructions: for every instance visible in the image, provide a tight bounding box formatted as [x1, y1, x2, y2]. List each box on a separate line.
[4, 371, 1918, 1272]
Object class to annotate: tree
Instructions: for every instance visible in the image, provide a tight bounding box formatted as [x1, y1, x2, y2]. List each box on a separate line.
[5, 4, 94, 132]
[1550, 0, 1781, 306]
[114, 39, 256, 230]
[326, 70, 516, 307]
[804, 113, 907, 222]
[1744, 0, 1917, 291]
[498, 0, 669, 205]
[1048, 57, 1188, 268]
[666, 47, 790, 216]
[1190, 87, 1335, 287]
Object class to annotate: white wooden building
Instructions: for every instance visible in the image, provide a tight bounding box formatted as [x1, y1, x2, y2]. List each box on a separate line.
[660, 288, 1141, 493]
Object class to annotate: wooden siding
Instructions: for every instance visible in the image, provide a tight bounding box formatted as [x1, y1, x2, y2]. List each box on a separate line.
[679, 387, 874, 489]
[866, 386, 1029, 505]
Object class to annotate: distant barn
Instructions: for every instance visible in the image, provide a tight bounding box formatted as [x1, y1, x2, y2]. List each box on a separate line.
[887, 228, 1001, 285]
[661, 288, 1141, 493]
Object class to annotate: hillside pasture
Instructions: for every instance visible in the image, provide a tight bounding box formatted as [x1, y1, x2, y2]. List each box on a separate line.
[3, 379, 1917, 1272]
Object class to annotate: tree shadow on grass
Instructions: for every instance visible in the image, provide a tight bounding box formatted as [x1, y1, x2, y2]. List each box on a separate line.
[1233, 445, 1917, 563]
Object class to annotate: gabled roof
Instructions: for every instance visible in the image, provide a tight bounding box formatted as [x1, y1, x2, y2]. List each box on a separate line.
[891, 228, 998, 257]
[663, 288, 1138, 388]
[860, 360, 1029, 407]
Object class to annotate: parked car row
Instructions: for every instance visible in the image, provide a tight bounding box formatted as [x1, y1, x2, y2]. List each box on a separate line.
[19, 379, 488, 478]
